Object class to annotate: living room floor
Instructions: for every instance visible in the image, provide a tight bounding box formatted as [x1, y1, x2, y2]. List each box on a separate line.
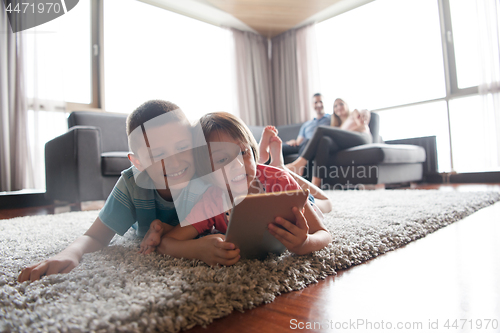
[2, 183, 499, 332]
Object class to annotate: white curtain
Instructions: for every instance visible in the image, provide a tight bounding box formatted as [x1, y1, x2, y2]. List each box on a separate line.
[295, 24, 320, 124]
[271, 29, 300, 126]
[24, 28, 68, 190]
[271, 24, 320, 126]
[231, 24, 319, 127]
[476, 0, 500, 168]
[0, 10, 33, 192]
[231, 28, 274, 126]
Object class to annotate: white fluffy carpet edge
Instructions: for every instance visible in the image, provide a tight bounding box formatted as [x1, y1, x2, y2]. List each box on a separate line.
[1, 190, 499, 332]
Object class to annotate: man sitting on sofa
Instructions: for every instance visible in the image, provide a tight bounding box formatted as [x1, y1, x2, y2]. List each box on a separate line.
[282, 93, 331, 157]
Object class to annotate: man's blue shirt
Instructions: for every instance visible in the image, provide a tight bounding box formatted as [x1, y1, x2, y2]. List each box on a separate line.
[298, 114, 331, 140]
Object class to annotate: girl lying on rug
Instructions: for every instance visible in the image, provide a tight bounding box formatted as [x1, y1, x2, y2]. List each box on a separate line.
[139, 112, 332, 266]
[18, 102, 332, 282]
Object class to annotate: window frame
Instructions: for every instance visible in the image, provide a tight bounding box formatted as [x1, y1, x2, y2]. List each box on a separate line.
[65, 0, 104, 112]
[438, 0, 479, 98]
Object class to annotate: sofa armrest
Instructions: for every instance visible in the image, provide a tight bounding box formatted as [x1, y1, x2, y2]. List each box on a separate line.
[45, 126, 104, 202]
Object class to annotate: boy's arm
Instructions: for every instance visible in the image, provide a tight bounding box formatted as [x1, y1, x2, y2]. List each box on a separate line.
[157, 225, 240, 266]
[18, 217, 115, 282]
[268, 203, 332, 255]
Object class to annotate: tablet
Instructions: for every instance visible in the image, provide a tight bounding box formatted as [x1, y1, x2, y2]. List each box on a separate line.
[225, 189, 309, 260]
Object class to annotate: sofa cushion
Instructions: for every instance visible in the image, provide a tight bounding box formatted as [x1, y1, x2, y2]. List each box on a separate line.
[333, 143, 426, 166]
[275, 124, 302, 142]
[101, 152, 131, 176]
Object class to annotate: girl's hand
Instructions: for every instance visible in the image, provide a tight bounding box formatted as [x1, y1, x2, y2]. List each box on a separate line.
[268, 206, 310, 255]
[199, 234, 241, 267]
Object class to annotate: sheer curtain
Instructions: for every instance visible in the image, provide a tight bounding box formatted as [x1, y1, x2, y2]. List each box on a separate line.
[231, 24, 319, 126]
[296, 24, 320, 124]
[231, 28, 273, 126]
[476, 0, 500, 168]
[0, 10, 33, 192]
[271, 24, 320, 126]
[271, 29, 300, 126]
[24, 25, 69, 190]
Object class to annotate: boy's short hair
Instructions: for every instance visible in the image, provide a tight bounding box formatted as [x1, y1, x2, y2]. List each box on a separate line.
[127, 100, 188, 155]
[126, 100, 181, 136]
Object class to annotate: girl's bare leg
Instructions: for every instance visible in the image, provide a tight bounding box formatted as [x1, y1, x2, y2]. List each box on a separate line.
[268, 136, 284, 168]
[258, 126, 278, 164]
[265, 133, 332, 214]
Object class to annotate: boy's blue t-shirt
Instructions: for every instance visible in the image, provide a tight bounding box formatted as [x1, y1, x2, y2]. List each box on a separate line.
[99, 166, 208, 237]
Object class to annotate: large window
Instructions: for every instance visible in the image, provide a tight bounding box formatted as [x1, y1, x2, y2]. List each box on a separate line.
[378, 101, 451, 172]
[449, 95, 496, 172]
[104, 0, 233, 122]
[24, 0, 99, 109]
[316, 0, 445, 112]
[316, 0, 499, 173]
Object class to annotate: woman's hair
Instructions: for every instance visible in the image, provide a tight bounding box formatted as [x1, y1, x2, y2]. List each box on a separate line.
[331, 98, 350, 127]
[193, 112, 259, 175]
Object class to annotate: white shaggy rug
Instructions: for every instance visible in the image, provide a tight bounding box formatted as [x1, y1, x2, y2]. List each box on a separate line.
[1, 190, 499, 332]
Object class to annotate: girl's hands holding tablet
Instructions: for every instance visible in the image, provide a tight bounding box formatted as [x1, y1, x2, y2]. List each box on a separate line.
[268, 206, 311, 255]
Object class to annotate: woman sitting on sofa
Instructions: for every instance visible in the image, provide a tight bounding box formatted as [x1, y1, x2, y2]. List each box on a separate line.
[286, 98, 372, 187]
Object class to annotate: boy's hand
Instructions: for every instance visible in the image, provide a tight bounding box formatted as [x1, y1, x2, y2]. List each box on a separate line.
[199, 234, 240, 267]
[139, 219, 170, 255]
[18, 252, 79, 282]
[268, 206, 310, 255]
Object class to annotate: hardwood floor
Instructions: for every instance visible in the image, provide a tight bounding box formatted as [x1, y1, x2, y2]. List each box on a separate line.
[186, 184, 500, 333]
[1, 184, 499, 332]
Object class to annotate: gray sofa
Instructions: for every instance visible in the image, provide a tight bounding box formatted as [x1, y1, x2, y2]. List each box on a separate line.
[45, 111, 131, 203]
[248, 113, 435, 187]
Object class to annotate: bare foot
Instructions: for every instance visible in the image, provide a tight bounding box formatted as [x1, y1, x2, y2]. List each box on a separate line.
[269, 136, 284, 168]
[139, 219, 165, 255]
[258, 126, 278, 164]
[285, 157, 308, 176]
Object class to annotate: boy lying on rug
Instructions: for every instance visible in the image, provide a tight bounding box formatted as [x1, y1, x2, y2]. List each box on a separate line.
[139, 112, 331, 266]
[18, 101, 332, 282]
